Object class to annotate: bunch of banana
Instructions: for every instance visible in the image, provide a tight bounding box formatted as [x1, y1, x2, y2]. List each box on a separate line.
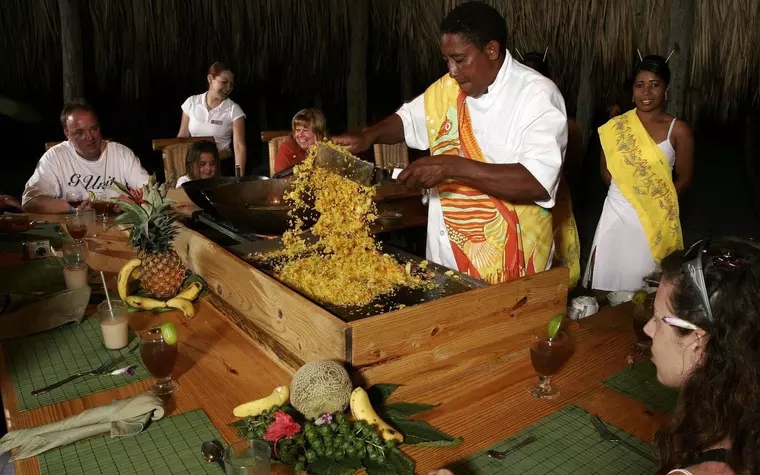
[116, 259, 203, 318]
[349, 387, 404, 443]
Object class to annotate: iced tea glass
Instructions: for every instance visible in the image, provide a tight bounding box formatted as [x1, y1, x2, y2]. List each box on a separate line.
[139, 328, 179, 396]
[529, 329, 572, 400]
[64, 214, 89, 243]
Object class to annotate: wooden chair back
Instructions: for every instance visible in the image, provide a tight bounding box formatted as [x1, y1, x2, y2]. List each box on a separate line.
[151, 137, 215, 188]
[260, 130, 291, 177]
[373, 143, 410, 169]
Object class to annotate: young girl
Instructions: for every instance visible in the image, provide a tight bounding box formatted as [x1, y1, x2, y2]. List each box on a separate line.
[175, 141, 220, 188]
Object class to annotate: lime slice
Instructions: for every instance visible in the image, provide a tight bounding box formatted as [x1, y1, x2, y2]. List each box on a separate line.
[87, 191, 96, 201]
[159, 322, 178, 345]
[631, 290, 648, 306]
[547, 313, 564, 339]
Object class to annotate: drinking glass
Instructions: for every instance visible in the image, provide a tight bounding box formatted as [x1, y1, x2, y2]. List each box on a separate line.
[90, 190, 111, 228]
[223, 439, 271, 475]
[62, 241, 89, 289]
[65, 190, 85, 216]
[632, 292, 655, 355]
[529, 329, 572, 400]
[139, 327, 179, 396]
[64, 214, 89, 243]
[98, 300, 129, 350]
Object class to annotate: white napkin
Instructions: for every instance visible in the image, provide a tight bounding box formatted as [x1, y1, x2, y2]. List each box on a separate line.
[0, 392, 164, 461]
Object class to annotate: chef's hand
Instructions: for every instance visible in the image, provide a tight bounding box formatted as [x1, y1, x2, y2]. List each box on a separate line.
[397, 156, 460, 189]
[0, 194, 21, 210]
[331, 132, 372, 154]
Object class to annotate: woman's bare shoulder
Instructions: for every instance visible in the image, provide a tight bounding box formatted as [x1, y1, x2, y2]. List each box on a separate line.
[685, 461, 735, 475]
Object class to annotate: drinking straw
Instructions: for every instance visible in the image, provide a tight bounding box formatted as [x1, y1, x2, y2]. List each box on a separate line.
[100, 271, 113, 313]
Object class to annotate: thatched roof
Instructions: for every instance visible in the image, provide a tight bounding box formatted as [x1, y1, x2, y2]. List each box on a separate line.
[2, 0, 759, 121]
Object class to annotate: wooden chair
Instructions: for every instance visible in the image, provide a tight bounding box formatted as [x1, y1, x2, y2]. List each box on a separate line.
[261, 130, 291, 177]
[373, 143, 409, 169]
[151, 137, 215, 188]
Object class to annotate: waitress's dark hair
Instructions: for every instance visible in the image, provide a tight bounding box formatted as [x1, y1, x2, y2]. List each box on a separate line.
[520, 52, 552, 80]
[656, 237, 760, 474]
[633, 55, 671, 85]
[440, 1, 507, 55]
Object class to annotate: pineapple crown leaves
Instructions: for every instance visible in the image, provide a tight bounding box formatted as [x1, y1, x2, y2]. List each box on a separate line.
[112, 175, 180, 254]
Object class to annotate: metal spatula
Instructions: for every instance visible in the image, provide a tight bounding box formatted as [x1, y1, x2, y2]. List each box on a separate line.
[312, 143, 375, 186]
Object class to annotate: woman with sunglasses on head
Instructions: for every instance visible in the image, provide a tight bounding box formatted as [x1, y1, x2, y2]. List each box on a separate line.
[646, 237, 760, 475]
[584, 55, 695, 292]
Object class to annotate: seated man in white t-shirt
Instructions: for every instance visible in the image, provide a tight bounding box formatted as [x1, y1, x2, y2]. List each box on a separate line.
[22, 100, 150, 214]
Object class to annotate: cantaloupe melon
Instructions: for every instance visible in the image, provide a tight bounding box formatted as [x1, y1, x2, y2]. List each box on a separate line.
[290, 360, 353, 419]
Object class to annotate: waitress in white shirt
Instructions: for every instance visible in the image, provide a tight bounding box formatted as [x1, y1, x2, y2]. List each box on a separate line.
[178, 62, 247, 176]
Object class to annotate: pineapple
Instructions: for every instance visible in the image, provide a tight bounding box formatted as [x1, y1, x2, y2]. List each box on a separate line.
[113, 176, 186, 299]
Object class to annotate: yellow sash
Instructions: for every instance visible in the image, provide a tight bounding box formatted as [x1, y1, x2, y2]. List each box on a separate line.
[423, 75, 553, 284]
[599, 109, 683, 261]
[553, 177, 581, 289]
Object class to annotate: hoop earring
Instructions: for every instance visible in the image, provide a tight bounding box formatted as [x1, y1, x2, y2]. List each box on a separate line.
[632, 96, 635, 103]
[665, 92, 669, 100]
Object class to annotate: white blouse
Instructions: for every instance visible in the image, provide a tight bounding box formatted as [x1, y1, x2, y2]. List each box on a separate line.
[181, 93, 245, 152]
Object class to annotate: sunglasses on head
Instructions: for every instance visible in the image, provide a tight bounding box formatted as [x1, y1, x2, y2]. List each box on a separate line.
[681, 238, 750, 325]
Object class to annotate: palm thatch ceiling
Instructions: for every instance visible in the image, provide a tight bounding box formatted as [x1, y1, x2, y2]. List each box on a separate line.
[2, 0, 759, 121]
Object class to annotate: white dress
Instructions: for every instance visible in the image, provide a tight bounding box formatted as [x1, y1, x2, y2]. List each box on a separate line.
[583, 119, 677, 291]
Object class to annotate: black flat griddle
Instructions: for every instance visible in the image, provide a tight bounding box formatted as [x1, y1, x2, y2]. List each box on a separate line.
[229, 236, 486, 322]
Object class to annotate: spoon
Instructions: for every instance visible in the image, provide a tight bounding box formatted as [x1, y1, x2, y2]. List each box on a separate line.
[201, 440, 225, 465]
[487, 436, 538, 459]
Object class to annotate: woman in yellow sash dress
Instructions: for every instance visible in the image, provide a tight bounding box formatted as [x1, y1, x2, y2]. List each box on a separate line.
[583, 55, 694, 291]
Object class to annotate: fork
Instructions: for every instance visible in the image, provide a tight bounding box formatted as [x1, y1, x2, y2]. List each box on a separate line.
[32, 354, 127, 395]
[589, 415, 658, 463]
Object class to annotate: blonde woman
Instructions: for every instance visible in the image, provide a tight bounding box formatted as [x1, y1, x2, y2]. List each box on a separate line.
[273, 108, 328, 174]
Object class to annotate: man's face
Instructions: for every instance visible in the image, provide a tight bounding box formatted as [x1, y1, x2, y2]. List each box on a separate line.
[440, 34, 500, 98]
[64, 111, 102, 160]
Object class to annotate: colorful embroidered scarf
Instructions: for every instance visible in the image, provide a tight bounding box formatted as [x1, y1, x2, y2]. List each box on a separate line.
[423, 76, 553, 284]
[599, 109, 683, 262]
[553, 176, 581, 289]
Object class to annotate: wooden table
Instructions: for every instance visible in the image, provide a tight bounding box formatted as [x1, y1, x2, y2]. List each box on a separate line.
[0, 216, 668, 474]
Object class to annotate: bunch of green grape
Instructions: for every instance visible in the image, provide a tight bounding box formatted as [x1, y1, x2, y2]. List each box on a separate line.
[277, 413, 397, 473]
[236, 407, 277, 440]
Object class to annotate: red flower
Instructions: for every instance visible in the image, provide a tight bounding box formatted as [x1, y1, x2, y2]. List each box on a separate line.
[263, 411, 301, 444]
[118, 188, 146, 205]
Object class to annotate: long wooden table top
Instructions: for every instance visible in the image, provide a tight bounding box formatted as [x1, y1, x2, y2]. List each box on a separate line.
[0, 215, 668, 474]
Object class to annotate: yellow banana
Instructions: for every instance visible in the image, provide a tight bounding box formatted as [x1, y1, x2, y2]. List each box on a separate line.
[126, 295, 167, 310]
[130, 267, 141, 280]
[175, 281, 203, 302]
[166, 297, 195, 318]
[117, 259, 142, 301]
[349, 387, 404, 443]
[233, 386, 290, 418]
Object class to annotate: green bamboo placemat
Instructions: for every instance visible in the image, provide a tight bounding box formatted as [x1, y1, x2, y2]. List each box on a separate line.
[39, 409, 224, 475]
[447, 406, 658, 475]
[0, 222, 71, 253]
[3, 317, 150, 411]
[603, 360, 680, 413]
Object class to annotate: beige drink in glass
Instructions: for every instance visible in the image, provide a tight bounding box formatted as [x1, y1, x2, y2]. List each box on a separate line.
[98, 300, 129, 350]
[63, 263, 89, 289]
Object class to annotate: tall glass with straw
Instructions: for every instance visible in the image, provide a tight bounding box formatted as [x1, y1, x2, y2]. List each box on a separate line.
[98, 271, 129, 350]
